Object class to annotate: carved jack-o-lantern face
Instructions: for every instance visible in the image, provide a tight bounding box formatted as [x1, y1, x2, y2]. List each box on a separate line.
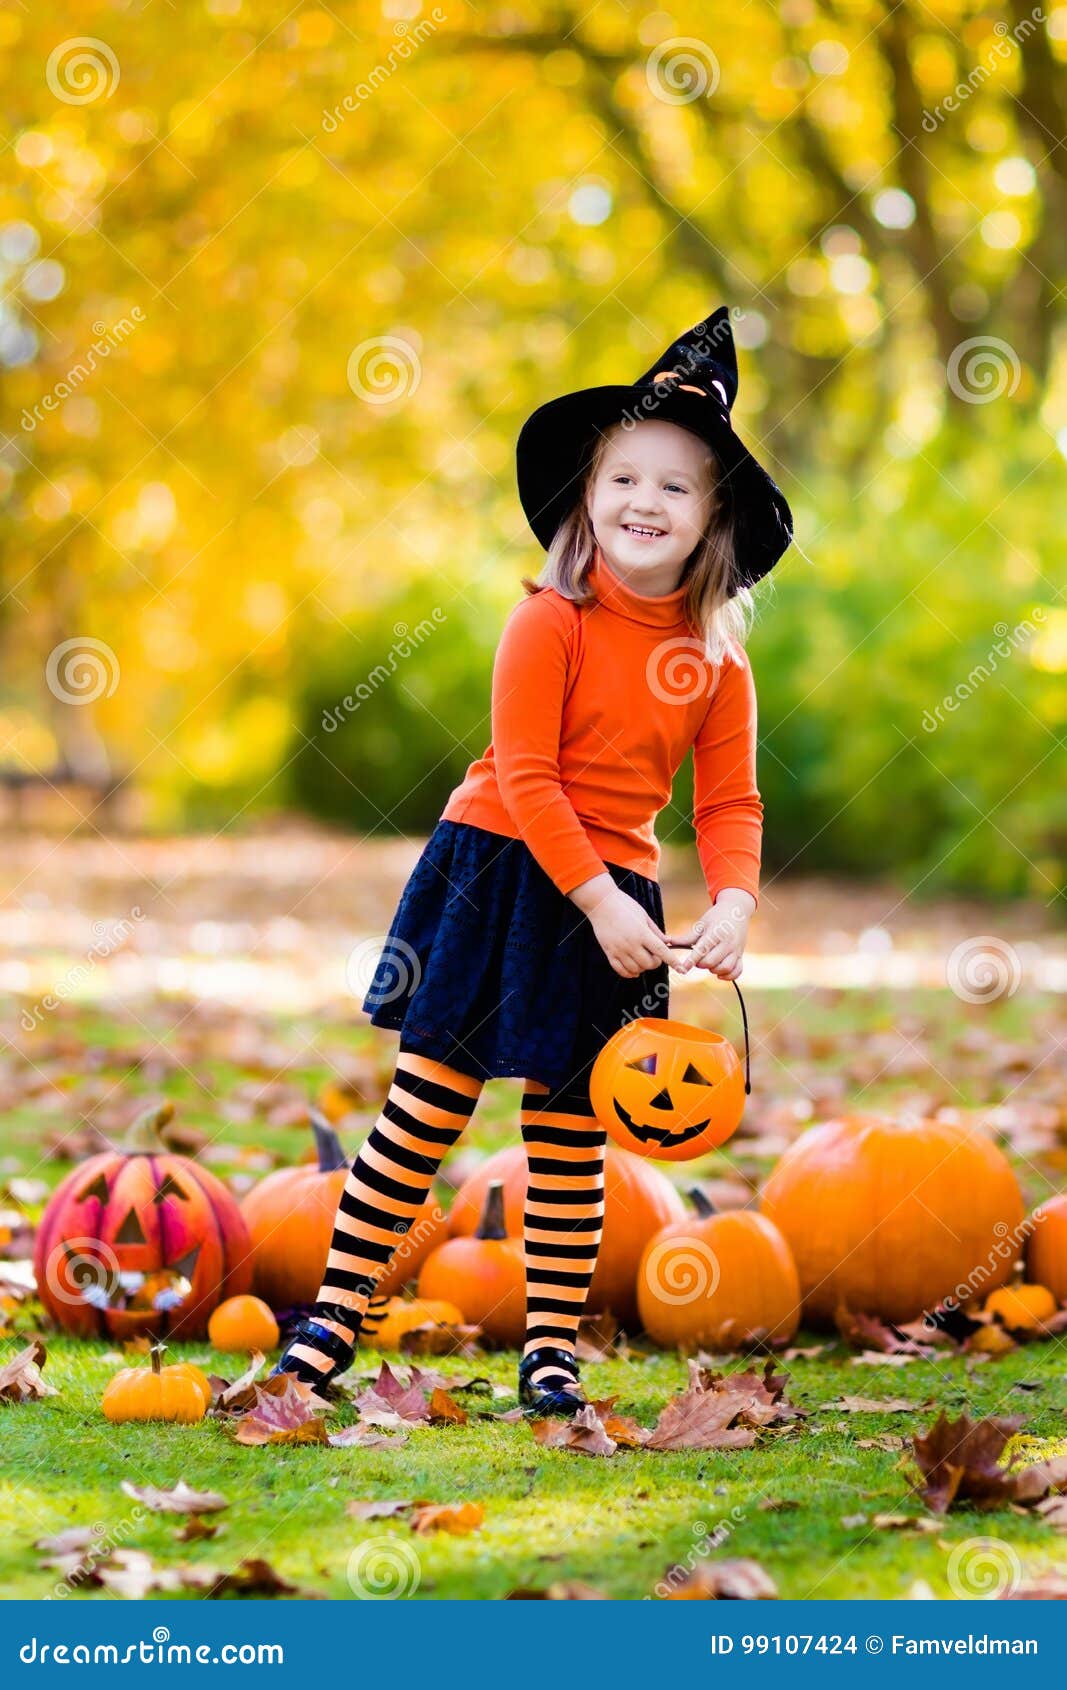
[589, 1017, 745, 1162]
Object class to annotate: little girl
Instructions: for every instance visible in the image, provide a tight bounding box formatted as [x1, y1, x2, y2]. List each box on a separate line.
[273, 305, 793, 1416]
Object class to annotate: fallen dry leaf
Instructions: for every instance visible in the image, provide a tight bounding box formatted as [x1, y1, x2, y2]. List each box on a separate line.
[530, 1403, 620, 1457]
[821, 1396, 919, 1414]
[0, 1340, 58, 1403]
[235, 1415, 329, 1447]
[835, 1307, 938, 1358]
[645, 1358, 801, 1453]
[909, 1411, 1067, 1513]
[345, 1499, 417, 1520]
[327, 1422, 408, 1448]
[505, 1580, 610, 1599]
[662, 1558, 778, 1599]
[427, 1387, 467, 1425]
[409, 1501, 484, 1536]
[119, 1479, 228, 1515]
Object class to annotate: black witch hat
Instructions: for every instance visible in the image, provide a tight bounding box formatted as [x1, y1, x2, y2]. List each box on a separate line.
[516, 306, 793, 592]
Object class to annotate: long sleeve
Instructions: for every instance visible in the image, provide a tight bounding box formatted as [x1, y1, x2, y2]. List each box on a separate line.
[692, 645, 763, 909]
[491, 595, 609, 896]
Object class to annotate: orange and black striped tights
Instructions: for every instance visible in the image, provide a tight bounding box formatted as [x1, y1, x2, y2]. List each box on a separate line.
[284, 1046, 605, 1395]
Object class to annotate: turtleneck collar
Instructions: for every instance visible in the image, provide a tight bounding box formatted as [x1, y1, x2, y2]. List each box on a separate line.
[587, 545, 692, 629]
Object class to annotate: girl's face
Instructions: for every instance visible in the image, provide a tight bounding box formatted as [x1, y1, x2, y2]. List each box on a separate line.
[586, 420, 715, 585]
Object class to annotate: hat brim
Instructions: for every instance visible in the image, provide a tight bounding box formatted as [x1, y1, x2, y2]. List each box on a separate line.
[516, 385, 792, 590]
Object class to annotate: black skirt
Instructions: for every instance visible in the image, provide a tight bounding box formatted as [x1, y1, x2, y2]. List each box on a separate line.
[361, 819, 670, 1098]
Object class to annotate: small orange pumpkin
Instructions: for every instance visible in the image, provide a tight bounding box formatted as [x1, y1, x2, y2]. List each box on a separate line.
[207, 1294, 279, 1353]
[101, 1340, 209, 1424]
[637, 1188, 800, 1350]
[590, 1016, 746, 1161]
[1025, 1194, 1067, 1304]
[984, 1282, 1057, 1333]
[360, 1296, 465, 1350]
[418, 1181, 527, 1345]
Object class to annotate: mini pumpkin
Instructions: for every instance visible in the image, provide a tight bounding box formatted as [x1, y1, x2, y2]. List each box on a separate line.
[984, 1283, 1058, 1333]
[207, 1294, 280, 1352]
[589, 1011, 748, 1162]
[359, 1296, 465, 1350]
[418, 1181, 527, 1345]
[101, 1340, 210, 1424]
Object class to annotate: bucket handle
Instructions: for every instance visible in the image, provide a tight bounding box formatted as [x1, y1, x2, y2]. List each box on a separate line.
[666, 945, 751, 1095]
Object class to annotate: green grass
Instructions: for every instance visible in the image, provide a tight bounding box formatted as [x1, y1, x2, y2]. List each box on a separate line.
[2, 983, 1066, 1599]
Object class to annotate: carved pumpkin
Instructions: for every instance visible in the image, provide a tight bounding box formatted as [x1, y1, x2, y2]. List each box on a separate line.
[101, 1340, 210, 1424]
[240, 1110, 447, 1307]
[637, 1188, 800, 1350]
[446, 1145, 684, 1329]
[207, 1294, 280, 1353]
[589, 1016, 745, 1161]
[1025, 1194, 1067, 1304]
[33, 1102, 253, 1340]
[418, 1182, 527, 1345]
[760, 1114, 1025, 1326]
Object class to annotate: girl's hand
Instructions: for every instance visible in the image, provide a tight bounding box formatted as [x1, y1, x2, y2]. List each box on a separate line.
[586, 886, 677, 980]
[669, 889, 755, 982]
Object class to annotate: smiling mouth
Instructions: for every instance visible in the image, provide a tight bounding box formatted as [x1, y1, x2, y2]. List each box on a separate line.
[622, 524, 667, 539]
[612, 1098, 707, 1146]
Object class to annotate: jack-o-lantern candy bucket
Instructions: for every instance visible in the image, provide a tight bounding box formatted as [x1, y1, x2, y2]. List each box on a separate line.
[589, 982, 751, 1162]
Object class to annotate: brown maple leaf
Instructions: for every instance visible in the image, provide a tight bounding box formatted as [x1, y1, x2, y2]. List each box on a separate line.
[646, 1357, 801, 1453]
[409, 1501, 484, 1535]
[835, 1306, 938, 1357]
[0, 1339, 58, 1403]
[119, 1478, 228, 1514]
[912, 1411, 1025, 1511]
[529, 1403, 619, 1457]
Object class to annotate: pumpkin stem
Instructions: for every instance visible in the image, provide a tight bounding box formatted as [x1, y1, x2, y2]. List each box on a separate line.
[688, 1186, 716, 1218]
[120, 1101, 178, 1155]
[476, 1180, 508, 1241]
[308, 1106, 348, 1172]
[149, 1340, 167, 1375]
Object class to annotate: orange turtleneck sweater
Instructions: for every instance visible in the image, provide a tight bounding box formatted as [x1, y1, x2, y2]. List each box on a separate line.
[440, 550, 763, 907]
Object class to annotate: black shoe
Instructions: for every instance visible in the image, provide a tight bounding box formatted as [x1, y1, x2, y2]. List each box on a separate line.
[270, 1311, 357, 1391]
[518, 1346, 588, 1417]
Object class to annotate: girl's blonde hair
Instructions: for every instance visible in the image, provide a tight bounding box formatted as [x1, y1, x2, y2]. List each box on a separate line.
[519, 424, 755, 667]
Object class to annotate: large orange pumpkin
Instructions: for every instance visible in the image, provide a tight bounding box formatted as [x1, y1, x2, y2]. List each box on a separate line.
[239, 1110, 448, 1307]
[446, 1144, 684, 1329]
[760, 1114, 1025, 1326]
[1025, 1194, 1067, 1303]
[637, 1188, 800, 1350]
[418, 1182, 527, 1345]
[33, 1102, 253, 1340]
[590, 1016, 746, 1161]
